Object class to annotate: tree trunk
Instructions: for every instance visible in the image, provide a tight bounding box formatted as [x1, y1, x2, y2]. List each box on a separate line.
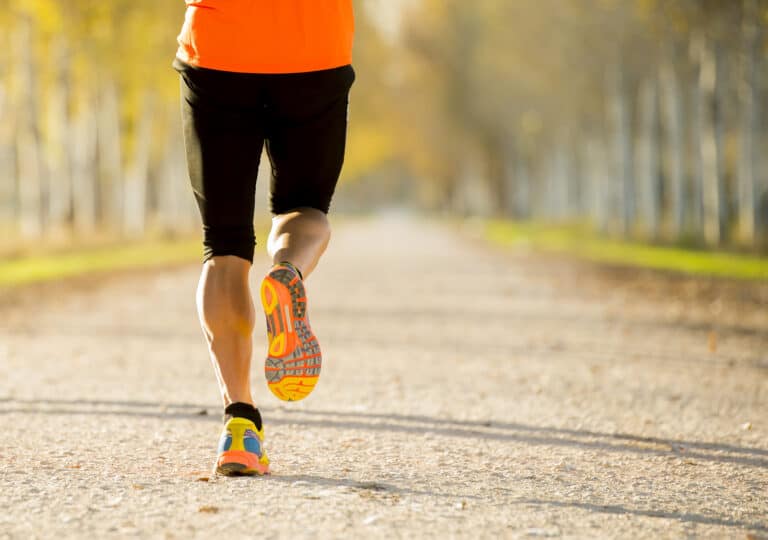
[160, 140, 192, 232]
[71, 92, 98, 234]
[637, 76, 661, 240]
[737, 0, 762, 246]
[698, 35, 727, 246]
[456, 149, 490, 217]
[123, 94, 154, 236]
[512, 150, 531, 220]
[572, 132, 587, 219]
[585, 134, 610, 234]
[97, 80, 124, 232]
[14, 15, 44, 238]
[688, 34, 705, 241]
[660, 56, 685, 240]
[482, 130, 507, 217]
[0, 76, 16, 229]
[45, 35, 72, 235]
[611, 62, 634, 237]
[551, 135, 573, 221]
[158, 107, 191, 233]
[532, 153, 549, 219]
[544, 149, 559, 220]
[500, 137, 518, 217]
[567, 131, 583, 219]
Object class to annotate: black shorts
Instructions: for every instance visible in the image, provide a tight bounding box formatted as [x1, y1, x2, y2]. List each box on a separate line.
[174, 59, 355, 262]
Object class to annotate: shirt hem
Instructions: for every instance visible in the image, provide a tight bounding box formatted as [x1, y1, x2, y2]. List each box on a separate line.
[173, 53, 353, 75]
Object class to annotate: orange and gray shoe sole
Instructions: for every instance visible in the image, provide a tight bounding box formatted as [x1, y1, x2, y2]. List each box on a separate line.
[216, 450, 270, 476]
[260, 266, 322, 401]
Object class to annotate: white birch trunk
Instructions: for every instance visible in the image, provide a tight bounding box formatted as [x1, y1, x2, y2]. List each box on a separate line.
[482, 133, 506, 217]
[552, 137, 571, 220]
[737, 0, 761, 245]
[98, 80, 123, 233]
[123, 94, 154, 236]
[14, 15, 43, 238]
[164, 138, 191, 233]
[586, 135, 610, 233]
[45, 36, 72, 234]
[611, 63, 634, 236]
[637, 76, 661, 240]
[501, 138, 517, 217]
[544, 151, 558, 220]
[660, 57, 685, 240]
[513, 153, 531, 220]
[158, 107, 190, 233]
[688, 34, 705, 239]
[0, 78, 16, 229]
[71, 94, 98, 234]
[532, 155, 548, 218]
[698, 36, 726, 246]
[568, 133, 584, 219]
[572, 134, 587, 218]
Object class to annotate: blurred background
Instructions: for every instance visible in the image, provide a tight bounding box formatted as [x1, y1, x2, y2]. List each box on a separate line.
[1, 0, 767, 258]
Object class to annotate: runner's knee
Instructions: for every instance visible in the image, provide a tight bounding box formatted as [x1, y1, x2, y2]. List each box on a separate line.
[202, 225, 255, 263]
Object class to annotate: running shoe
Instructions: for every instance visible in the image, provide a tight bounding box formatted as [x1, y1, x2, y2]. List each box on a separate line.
[259, 263, 322, 401]
[215, 417, 270, 476]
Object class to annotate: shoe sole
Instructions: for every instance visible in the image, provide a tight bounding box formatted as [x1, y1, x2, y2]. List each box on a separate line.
[260, 267, 321, 402]
[216, 450, 270, 476]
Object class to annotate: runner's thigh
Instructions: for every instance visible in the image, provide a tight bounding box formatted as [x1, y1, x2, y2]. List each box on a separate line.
[265, 65, 355, 215]
[178, 66, 266, 260]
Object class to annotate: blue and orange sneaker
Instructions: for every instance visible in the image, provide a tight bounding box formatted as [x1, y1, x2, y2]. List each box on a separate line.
[260, 263, 322, 401]
[215, 417, 270, 476]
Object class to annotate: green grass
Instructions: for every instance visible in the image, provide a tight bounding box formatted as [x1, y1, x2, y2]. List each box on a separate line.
[486, 221, 768, 281]
[0, 238, 203, 287]
[0, 219, 278, 288]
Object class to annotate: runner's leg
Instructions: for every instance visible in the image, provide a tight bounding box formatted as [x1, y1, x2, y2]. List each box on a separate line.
[264, 66, 355, 278]
[267, 208, 330, 279]
[178, 65, 271, 475]
[177, 66, 265, 408]
[257, 66, 355, 401]
[197, 256, 255, 405]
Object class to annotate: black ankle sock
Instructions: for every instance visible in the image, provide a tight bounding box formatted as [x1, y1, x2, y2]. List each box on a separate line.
[224, 402, 262, 431]
[278, 261, 303, 280]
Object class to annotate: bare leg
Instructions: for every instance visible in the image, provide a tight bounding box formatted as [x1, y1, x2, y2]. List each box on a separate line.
[197, 208, 329, 407]
[267, 207, 331, 278]
[197, 256, 255, 406]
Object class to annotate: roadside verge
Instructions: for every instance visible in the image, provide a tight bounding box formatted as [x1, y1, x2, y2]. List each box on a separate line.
[485, 220, 768, 281]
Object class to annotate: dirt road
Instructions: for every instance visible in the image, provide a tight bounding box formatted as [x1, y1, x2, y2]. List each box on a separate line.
[1, 217, 767, 538]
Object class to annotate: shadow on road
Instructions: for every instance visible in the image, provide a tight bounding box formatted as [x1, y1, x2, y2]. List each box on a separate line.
[266, 473, 482, 501]
[512, 499, 768, 533]
[3, 397, 767, 533]
[2, 397, 766, 470]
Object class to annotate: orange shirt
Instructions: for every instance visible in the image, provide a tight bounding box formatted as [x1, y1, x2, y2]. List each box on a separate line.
[176, 0, 354, 74]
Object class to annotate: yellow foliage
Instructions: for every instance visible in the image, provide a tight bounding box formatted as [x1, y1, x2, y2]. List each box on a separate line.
[342, 124, 397, 182]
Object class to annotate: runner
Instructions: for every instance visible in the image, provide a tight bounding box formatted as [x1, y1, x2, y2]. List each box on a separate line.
[173, 0, 355, 476]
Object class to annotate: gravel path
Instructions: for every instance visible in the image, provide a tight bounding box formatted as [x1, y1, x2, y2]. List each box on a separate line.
[1, 217, 767, 539]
